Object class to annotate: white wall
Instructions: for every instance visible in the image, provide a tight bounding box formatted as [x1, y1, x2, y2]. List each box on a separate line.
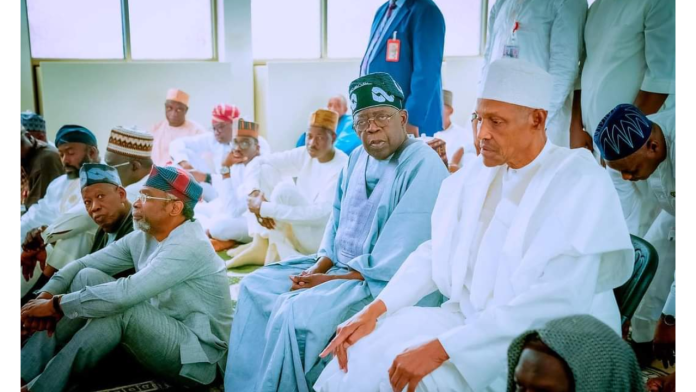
[39, 62, 237, 148]
[258, 57, 485, 152]
[261, 60, 360, 152]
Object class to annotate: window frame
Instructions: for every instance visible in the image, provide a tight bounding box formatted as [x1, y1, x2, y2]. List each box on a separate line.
[253, 0, 491, 65]
[27, 0, 219, 65]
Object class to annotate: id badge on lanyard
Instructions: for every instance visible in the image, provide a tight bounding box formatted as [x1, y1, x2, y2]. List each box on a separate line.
[503, 21, 520, 58]
[386, 32, 401, 62]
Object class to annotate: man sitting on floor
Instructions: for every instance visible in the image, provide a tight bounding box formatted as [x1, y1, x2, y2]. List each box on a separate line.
[296, 95, 362, 155]
[228, 109, 348, 267]
[21, 125, 102, 298]
[104, 126, 155, 201]
[21, 164, 136, 304]
[194, 117, 264, 252]
[21, 126, 63, 211]
[169, 103, 270, 201]
[20, 165, 233, 392]
[22, 126, 154, 298]
[223, 72, 449, 392]
[149, 88, 206, 166]
[315, 58, 634, 392]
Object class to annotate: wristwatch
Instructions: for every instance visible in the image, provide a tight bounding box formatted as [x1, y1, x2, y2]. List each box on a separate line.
[220, 166, 230, 175]
[53, 294, 64, 316]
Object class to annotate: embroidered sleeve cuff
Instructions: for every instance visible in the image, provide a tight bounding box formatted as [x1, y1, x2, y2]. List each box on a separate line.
[641, 77, 675, 95]
[58, 291, 83, 319]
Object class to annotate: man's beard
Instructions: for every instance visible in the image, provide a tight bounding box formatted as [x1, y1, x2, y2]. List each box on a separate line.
[133, 218, 152, 233]
[65, 157, 93, 179]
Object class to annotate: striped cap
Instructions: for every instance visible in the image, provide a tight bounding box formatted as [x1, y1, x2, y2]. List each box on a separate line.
[107, 126, 154, 159]
[233, 118, 259, 138]
[144, 165, 202, 210]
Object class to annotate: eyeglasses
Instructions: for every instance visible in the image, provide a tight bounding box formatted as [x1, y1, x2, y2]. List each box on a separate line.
[137, 193, 177, 204]
[111, 162, 131, 168]
[353, 109, 400, 133]
[232, 139, 255, 150]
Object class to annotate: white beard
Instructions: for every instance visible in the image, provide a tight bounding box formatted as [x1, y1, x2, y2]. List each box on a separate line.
[133, 218, 151, 233]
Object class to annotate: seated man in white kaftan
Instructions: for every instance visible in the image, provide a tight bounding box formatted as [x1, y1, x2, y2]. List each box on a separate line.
[21, 127, 155, 298]
[316, 58, 635, 392]
[594, 104, 675, 366]
[223, 73, 449, 392]
[20, 165, 233, 392]
[21, 126, 102, 298]
[169, 104, 270, 201]
[193, 118, 264, 252]
[227, 109, 348, 267]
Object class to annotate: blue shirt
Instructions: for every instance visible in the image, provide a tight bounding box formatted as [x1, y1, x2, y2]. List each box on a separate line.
[360, 0, 406, 76]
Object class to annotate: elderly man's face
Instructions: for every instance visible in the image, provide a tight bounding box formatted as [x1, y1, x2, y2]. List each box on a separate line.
[306, 126, 336, 160]
[354, 106, 408, 160]
[165, 100, 188, 127]
[213, 121, 234, 144]
[605, 124, 664, 182]
[58, 142, 97, 179]
[474, 99, 545, 168]
[513, 341, 573, 392]
[81, 183, 128, 233]
[328, 97, 348, 117]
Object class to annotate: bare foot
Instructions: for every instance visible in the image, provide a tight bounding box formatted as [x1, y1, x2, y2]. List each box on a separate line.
[211, 238, 237, 252]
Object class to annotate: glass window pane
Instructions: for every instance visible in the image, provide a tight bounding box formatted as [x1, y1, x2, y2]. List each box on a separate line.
[327, 0, 385, 59]
[27, 0, 124, 59]
[434, 0, 482, 57]
[252, 0, 320, 60]
[129, 0, 213, 60]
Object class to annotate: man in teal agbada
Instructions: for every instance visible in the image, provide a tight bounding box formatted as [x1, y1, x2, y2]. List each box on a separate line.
[224, 72, 448, 392]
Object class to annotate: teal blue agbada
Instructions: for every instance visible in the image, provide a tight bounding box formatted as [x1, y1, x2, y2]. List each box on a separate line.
[224, 140, 448, 392]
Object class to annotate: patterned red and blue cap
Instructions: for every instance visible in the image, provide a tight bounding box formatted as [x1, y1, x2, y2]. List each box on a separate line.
[144, 165, 202, 210]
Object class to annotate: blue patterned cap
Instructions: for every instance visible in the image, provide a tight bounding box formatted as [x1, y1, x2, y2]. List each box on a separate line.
[21, 112, 46, 133]
[594, 104, 653, 161]
[144, 165, 202, 210]
[56, 125, 98, 147]
[79, 163, 122, 189]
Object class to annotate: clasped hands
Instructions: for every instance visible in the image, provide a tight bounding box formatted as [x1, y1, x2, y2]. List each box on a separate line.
[21, 292, 62, 337]
[319, 301, 450, 392]
[247, 190, 275, 230]
[21, 227, 48, 282]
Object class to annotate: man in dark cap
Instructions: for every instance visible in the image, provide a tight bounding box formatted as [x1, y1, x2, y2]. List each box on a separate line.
[21, 111, 49, 144]
[21, 127, 63, 210]
[507, 315, 645, 392]
[21, 125, 101, 297]
[595, 104, 675, 366]
[20, 165, 233, 392]
[21, 164, 135, 305]
[224, 72, 449, 392]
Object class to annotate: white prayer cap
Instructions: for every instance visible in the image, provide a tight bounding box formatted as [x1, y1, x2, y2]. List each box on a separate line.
[480, 58, 554, 111]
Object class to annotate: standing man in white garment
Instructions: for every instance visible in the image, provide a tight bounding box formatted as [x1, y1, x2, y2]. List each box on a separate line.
[228, 109, 349, 267]
[480, 0, 587, 147]
[594, 104, 675, 367]
[570, 0, 675, 151]
[315, 58, 634, 392]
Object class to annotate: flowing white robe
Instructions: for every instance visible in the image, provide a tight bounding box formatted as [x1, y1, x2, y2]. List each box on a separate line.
[315, 142, 634, 392]
[242, 147, 349, 259]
